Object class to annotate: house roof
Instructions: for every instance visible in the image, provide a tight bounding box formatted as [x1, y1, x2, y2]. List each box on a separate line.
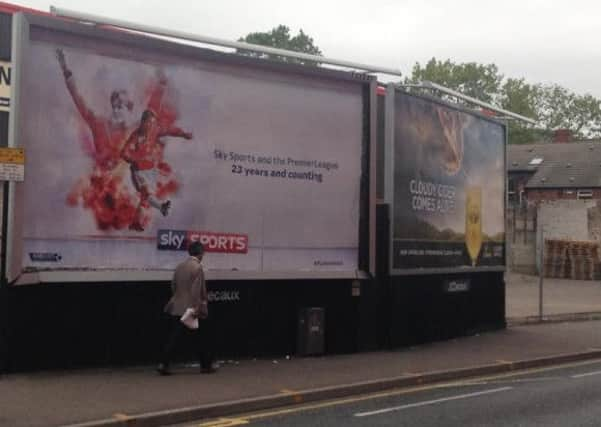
[508, 141, 601, 189]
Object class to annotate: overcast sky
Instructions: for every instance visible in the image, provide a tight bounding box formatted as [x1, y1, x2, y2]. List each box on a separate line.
[12, 0, 601, 98]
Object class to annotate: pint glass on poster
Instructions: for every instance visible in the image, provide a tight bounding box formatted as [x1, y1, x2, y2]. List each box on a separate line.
[465, 187, 482, 266]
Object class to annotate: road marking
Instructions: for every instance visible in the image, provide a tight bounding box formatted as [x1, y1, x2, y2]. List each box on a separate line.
[464, 358, 601, 385]
[243, 382, 471, 421]
[280, 388, 303, 403]
[354, 387, 512, 417]
[468, 376, 560, 385]
[572, 370, 601, 379]
[210, 358, 601, 423]
[112, 413, 130, 420]
[197, 417, 249, 426]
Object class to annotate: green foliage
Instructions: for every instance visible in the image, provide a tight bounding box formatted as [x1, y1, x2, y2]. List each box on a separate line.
[536, 85, 601, 138]
[406, 58, 601, 143]
[405, 58, 502, 104]
[500, 78, 544, 144]
[238, 25, 322, 66]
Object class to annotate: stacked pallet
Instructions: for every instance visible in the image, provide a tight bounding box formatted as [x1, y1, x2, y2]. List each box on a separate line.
[543, 239, 600, 280]
[543, 239, 566, 279]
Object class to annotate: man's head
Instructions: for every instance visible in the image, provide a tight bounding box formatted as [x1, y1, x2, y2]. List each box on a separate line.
[140, 109, 157, 135]
[188, 241, 204, 259]
[109, 90, 133, 126]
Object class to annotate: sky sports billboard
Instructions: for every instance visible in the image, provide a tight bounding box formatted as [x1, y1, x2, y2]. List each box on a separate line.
[7, 14, 371, 282]
[387, 88, 505, 274]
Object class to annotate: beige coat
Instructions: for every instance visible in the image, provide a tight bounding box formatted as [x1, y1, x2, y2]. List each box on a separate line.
[164, 256, 207, 317]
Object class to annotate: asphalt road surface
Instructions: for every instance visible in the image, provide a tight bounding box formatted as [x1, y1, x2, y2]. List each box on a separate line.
[182, 358, 601, 427]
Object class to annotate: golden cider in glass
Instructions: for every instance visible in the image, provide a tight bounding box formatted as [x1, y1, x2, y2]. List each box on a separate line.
[465, 187, 482, 266]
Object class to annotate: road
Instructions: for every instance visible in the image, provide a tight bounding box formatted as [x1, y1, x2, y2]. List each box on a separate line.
[183, 358, 601, 427]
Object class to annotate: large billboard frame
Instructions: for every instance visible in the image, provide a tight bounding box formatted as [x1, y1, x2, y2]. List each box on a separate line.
[7, 12, 376, 284]
[385, 84, 507, 276]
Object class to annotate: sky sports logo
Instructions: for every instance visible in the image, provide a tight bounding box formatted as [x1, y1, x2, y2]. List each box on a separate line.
[157, 229, 248, 254]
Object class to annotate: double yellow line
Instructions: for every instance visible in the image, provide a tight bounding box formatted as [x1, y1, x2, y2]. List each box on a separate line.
[194, 357, 601, 426]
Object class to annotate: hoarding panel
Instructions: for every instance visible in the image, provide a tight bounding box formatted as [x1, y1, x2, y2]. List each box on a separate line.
[11, 15, 369, 281]
[389, 89, 505, 274]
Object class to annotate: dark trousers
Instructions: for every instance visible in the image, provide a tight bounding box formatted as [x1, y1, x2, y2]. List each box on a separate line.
[160, 313, 214, 369]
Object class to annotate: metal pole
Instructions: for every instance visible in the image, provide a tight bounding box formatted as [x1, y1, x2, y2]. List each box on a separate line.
[539, 227, 544, 321]
[0, 181, 7, 373]
[511, 206, 515, 243]
[50, 6, 403, 78]
[397, 81, 538, 126]
[524, 205, 527, 244]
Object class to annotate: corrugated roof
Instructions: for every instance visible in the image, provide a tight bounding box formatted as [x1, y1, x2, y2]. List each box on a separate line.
[508, 141, 601, 188]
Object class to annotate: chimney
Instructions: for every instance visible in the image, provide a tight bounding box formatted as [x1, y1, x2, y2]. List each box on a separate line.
[552, 128, 572, 143]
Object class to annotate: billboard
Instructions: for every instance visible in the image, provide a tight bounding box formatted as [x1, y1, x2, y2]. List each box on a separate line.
[9, 15, 371, 282]
[387, 88, 505, 274]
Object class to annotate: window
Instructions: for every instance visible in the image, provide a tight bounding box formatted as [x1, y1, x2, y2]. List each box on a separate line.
[507, 178, 516, 195]
[577, 190, 593, 199]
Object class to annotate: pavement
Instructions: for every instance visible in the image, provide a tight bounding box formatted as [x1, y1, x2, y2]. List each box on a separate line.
[505, 271, 601, 321]
[2, 272, 601, 427]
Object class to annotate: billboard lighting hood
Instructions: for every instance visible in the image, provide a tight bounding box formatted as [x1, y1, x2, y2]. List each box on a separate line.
[50, 6, 403, 78]
[398, 80, 537, 126]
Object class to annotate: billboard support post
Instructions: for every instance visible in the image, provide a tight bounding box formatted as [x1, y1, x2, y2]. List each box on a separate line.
[539, 227, 544, 321]
[0, 8, 10, 374]
[398, 81, 537, 126]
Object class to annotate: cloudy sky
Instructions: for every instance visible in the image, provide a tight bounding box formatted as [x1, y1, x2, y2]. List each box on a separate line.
[11, 0, 601, 98]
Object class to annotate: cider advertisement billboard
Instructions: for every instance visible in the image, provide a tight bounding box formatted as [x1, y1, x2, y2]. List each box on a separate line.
[388, 89, 505, 273]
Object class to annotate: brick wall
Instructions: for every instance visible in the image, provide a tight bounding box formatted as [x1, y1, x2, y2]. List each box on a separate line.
[507, 240, 536, 274]
[536, 200, 597, 274]
[538, 200, 591, 241]
[588, 201, 601, 241]
[508, 196, 601, 277]
[506, 206, 537, 273]
[526, 188, 601, 203]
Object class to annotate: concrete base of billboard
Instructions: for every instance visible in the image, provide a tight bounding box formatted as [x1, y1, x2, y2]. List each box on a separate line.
[0, 270, 506, 372]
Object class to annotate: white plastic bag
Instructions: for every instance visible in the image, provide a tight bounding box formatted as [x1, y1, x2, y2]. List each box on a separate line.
[180, 308, 199, 330]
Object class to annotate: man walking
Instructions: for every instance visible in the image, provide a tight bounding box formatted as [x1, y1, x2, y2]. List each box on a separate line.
[157, 241, 216, 375]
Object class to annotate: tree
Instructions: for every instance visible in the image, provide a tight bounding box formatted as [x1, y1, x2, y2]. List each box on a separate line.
[404, 58, 502, 104]
[237, 25, 322, 66]
[406, 58, 601, 143]
[536, 85, 601, 139]
[499, 78, 544, 144]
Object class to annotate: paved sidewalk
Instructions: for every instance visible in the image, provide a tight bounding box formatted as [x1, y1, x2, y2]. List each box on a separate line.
[506, 271, 601, 319]
[2, 320, 601, 427]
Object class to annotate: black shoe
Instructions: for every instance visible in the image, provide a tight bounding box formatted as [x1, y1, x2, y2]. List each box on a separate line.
[160, 200, 171, 217]
[156, 364, 172, 376]
[129, 221, 144, 232]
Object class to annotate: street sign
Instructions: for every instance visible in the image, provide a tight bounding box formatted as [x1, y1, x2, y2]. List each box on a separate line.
[0, 147, 24, 181]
